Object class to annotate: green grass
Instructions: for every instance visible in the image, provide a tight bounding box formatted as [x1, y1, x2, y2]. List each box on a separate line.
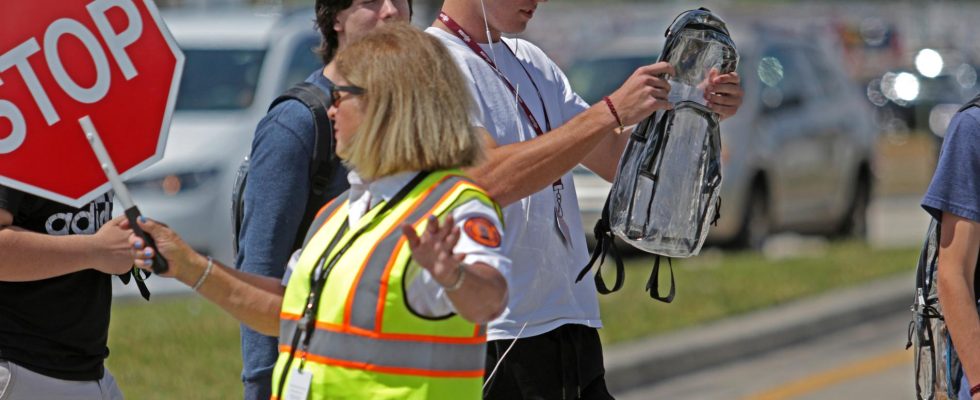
[105, 241, 915, 398]
[597, 241, 917, 344]
[107, 297, 243, 399]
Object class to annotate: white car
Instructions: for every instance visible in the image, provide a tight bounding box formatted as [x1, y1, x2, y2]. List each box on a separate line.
[118, 9, 322, 264]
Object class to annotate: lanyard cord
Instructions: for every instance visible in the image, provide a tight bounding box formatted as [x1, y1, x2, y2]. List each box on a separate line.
[276, 171, 431, 396]
[438, 12, 553, 143]
[501, 41, 552, 132]
[439, 11, 573, 246]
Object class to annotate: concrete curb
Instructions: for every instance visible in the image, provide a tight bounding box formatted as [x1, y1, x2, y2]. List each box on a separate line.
[603, 272, 914, 393]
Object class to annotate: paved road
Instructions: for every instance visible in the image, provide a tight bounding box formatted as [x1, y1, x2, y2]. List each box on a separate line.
[615, 310, 915, 400]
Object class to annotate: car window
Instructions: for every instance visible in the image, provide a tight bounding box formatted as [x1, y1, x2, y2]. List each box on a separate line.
[567, 55, 656, 104]
[279, 35, 324, 93]
[757, 46, 805, 113]
[175, 49, 266, 111]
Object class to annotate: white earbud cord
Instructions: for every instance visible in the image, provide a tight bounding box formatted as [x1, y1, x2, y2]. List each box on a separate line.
[478, 0, 499, 66]
[474, 5, 530, 393]
[482, 321, 529, 393]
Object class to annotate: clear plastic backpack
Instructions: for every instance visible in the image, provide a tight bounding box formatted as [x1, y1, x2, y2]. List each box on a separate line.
[578, 8, 737, 302]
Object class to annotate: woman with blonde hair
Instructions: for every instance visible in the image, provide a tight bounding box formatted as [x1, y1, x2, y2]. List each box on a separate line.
[128, 22, 508, 400]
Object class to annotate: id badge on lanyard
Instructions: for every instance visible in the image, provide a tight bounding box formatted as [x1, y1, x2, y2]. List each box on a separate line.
[283, 367, 313, 400]
[439, 11, 573, 247]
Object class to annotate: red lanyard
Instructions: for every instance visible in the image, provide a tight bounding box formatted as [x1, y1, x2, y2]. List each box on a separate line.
[439, 12, 560, 186]
[438, 11, 573, 247]
[438, 11, 550, 137]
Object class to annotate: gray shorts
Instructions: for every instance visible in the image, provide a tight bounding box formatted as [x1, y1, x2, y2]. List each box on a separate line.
[0, 360, 123, 400]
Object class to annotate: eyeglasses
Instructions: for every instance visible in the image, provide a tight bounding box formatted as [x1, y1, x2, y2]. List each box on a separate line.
[331, 84, 365, 107]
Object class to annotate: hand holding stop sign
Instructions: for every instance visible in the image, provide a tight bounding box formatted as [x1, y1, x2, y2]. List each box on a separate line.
[0, 0, 184, 274]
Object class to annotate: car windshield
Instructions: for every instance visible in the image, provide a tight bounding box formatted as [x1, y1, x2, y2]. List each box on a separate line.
[567, 55, 656, 104]
[175, 49, 266, 111]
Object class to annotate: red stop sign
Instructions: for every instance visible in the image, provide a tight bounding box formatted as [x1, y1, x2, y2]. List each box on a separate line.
[0, 0, 182, 207]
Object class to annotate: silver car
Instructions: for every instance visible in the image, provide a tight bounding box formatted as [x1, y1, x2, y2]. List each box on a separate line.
[118, 9, 322, 264]
[567, 27, 877, 249]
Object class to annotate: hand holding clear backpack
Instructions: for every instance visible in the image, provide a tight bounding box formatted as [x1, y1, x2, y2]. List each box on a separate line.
[578, 8, 738, 302]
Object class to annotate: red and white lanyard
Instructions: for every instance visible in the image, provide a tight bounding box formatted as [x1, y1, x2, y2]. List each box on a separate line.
[438, 11, 573, 247]
[438, 11, 551, 136]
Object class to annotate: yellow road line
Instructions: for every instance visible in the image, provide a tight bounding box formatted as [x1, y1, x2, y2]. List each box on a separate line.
[740, 349, 913, 400]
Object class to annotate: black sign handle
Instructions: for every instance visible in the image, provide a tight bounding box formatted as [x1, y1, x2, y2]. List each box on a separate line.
[124, 206, 169, 274]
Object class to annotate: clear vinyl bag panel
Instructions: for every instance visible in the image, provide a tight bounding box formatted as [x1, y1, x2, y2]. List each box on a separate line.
[608, 9, 737, 258]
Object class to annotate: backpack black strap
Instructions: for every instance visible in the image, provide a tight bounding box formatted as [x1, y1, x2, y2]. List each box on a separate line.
[575, 196, 677, 303]
[576, 196, 625, 294]
[647, 256, 676, 302]
[267, 82, 338, 252]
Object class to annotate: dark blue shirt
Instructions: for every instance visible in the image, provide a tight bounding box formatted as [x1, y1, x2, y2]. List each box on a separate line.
[234, 69, 348, 396]
[922, 106, 980, 223]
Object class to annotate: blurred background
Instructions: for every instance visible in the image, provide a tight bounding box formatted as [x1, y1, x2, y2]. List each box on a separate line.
[109, 1, 973, 399]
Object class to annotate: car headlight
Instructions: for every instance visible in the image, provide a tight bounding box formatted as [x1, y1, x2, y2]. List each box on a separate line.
[126, 169, 220, 196]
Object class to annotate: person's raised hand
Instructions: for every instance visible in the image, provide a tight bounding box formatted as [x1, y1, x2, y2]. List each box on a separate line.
[704, 69, 742, 119]
[402, 215, 465, 288]
[606, 62, 676, 126]
[125, 217, 198, 280]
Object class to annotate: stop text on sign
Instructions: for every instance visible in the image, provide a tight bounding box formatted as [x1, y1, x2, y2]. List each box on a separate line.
[0, 0, 144, 154]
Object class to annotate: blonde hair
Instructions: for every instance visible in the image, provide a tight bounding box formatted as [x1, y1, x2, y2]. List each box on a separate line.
[334, 22, 483, 180]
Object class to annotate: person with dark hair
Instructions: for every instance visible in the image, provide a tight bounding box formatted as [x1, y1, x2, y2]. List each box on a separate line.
[235, 1, 411, 399]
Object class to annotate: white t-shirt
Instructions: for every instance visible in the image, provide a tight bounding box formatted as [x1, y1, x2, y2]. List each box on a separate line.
[284, 170, 511, 318]
[427, 27, 602, 340]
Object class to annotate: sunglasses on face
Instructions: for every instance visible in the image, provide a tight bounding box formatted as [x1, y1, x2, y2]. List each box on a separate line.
[331, 84, 365, 107]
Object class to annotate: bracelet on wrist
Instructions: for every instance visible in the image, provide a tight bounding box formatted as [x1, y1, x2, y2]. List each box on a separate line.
[443, 262, 467, 292]
[602, 96, 625, 134]
[191, 256, 213, 291]
[970, 382, 980, 396]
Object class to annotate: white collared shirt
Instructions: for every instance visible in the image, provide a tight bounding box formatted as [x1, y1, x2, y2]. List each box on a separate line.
[284, 170, 510, 318]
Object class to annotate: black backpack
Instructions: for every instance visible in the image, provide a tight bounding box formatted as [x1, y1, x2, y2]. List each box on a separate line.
[908, 94, 980, 400]
[231, 82, 339, 256]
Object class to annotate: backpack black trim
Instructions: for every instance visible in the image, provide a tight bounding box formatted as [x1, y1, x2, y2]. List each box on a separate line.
[232, 81, 337, 255]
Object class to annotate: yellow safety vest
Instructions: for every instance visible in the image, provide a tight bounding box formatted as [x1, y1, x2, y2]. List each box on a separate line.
[271, 170, 502, 400]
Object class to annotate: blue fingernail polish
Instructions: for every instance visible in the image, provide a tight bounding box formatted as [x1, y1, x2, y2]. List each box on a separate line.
[144, 248, 152, 257]
[139, 216, 147, 223]
[143, 259, 152, 267]
[134, 240, 143, 249]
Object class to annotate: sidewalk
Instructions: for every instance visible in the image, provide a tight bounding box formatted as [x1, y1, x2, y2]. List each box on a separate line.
[603, 272, 914, 393]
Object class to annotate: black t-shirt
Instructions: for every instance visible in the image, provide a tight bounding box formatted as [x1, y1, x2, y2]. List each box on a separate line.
[0, 186, 114, 381]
